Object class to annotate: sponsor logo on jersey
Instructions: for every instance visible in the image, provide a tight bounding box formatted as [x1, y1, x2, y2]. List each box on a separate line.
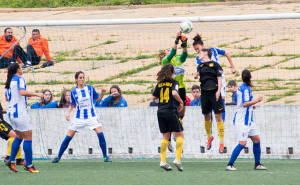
[209, 63, 214, 67]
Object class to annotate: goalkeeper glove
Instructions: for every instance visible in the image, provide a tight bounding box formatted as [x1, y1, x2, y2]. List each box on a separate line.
[175, 36, 181, 44]
[181, 35, 188, 48]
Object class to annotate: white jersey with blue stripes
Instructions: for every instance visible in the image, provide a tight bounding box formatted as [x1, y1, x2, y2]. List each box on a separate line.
[233, 84, 254, 126]
[6, 75, 28, 118]
[70, 85, 99, 119]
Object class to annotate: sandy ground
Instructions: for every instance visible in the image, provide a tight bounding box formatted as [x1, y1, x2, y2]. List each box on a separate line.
[0, 1, 299, 108]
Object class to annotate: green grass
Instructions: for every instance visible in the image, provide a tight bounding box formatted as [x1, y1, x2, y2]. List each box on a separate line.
[0, 0, 219, 8]
[266, 89, 300, 102]
[1, 159, 299, 185]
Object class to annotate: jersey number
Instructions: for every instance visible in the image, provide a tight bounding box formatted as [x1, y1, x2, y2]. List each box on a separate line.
[160, 88, 170, 103]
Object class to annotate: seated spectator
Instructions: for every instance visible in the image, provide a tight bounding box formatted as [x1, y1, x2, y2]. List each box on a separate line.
[25, 29, 53, 68]
[95, 85, 127, 107]
[58, 90, 71, 108]
[190, 85, 201, 106]
[0, 27, 27, 69]
[186, 96, 191, 106]
[226, 80, 238, 105]
[149, 88, 158, 106]
[31, 89, 58, 109]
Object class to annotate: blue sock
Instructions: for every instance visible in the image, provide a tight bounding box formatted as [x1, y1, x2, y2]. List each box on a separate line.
[58, 135, 72, 159]
[97, 132, 107, 158]
[253, 142, 261, 163]
[222, 99, 226, 122]
[228, 144, 245, 165]
[23, 140, 33, 166]
[9, 137, 23, 162]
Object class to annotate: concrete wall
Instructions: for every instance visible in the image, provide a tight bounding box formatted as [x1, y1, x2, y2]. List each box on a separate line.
[1, 105, 299, 159]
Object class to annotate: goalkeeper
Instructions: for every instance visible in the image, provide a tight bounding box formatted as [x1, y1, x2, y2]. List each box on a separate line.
[0, 102, 24, 165]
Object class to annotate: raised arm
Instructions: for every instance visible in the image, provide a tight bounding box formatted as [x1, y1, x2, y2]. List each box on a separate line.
[224, 52, 236, 74]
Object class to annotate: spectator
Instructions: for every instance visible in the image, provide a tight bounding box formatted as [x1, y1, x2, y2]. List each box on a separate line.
[226, 80, 238, 105]
[190, 85, 201, 106]
[58, 90, 71, 108]
[95, 85, 127, 107]
[0, 28, 27, 69]
[31, 89, 58, 109]
[25, 29, 53, 68]
[149, 88, 158, 106]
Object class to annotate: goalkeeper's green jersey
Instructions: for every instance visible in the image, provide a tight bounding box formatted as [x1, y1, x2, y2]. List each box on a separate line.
[161, 48, 187, 88]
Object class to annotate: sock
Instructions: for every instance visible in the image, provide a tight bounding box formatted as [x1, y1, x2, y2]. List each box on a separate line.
[176, 137, 184, 162]
[16, 146, 22, 159]
[97, 132, 107, 158]
[253, 142, 261, 164]
[7, 137, 14, 157]
[58, 135, 72, 159]
[169, 133, 172, 141]
[23, 140, 33, 166]
[204, 120, 212, 138]
[9, 137, 23, 162]
[217, 121, 224, 142]
[161, 139, 168, 162]
[222, 99, 226, 122]
[228, 144, 245, 165]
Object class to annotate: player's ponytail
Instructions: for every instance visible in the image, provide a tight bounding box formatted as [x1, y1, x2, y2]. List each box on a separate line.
[242, 69, 253, 87]
[193, 33, 204, 46]
[157, 51, 166, 65]
[5, 63, 20, 89]
[157, 63, 174, 83]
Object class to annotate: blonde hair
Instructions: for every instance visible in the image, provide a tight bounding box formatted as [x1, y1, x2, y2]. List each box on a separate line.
[157, 51, 166, 65]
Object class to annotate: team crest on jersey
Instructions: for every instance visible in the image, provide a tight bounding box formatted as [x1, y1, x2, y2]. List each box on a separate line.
[200, 64, 204, 67]
[209, 63, 214, 67]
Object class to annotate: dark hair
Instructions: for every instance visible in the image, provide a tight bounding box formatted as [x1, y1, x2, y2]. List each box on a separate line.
[109, 85, 122, 107]
[40, 89, 53, 107]
[192, 84, 200, 91]
[156, 64, 174, 83]
[193, 33, 204, 46]
[4, 27, 11, 33]
[201, 48, 212, 59]
[32, 29, 40, 34]
[227, 80, 237, 87]
[58, 90, 71, 108]
[242, 69, 253, 87]
[5, 63, 20, 89]
[75, 71, 85, 85]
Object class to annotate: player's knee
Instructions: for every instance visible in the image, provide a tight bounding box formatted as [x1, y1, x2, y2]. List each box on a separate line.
[8, 130, 17, 138]
[239, 141, 247, 146]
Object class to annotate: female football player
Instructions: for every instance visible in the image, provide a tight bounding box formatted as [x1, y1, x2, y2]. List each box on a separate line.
[51, 71, 112, 163]
[193, 33, 236, 122]
[226, 70, 267, 171]
[194, 48, 225, 153]
[152, 64, 184, 171]
[5, 63, 43, 173]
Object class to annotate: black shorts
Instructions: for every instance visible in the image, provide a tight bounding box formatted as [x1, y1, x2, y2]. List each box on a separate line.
[178, 88, 186, 106]
[0, 120, 13, 140]
[157, 111, 183, 133]
[201, 89, 225, 115]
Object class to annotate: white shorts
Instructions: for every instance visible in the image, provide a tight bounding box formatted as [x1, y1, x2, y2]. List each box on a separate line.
[9, 114, 32, 132]
[221, 77, 226, 97]
[234, 123, 259, 141]
[69, 117, 102, 132]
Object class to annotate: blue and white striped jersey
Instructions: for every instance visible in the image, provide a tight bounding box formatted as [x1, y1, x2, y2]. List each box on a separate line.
[6, 75, 28, 118]
[70, 85, 99, 119]
[195, 47, 226, 66]
[233, 84, 254, 126]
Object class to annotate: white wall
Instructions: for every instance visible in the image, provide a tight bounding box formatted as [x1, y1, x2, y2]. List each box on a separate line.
[1, 105, 299, 160]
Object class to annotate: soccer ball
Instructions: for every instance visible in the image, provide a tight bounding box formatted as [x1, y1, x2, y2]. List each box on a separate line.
[180, 20, 193, 34]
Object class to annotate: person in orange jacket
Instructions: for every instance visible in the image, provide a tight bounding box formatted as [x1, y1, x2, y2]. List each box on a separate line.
[0, 28, 27, 69]
[26, 29, 53, 68]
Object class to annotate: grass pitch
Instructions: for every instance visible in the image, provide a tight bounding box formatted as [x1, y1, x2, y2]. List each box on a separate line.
[1, 158, 299, 185]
